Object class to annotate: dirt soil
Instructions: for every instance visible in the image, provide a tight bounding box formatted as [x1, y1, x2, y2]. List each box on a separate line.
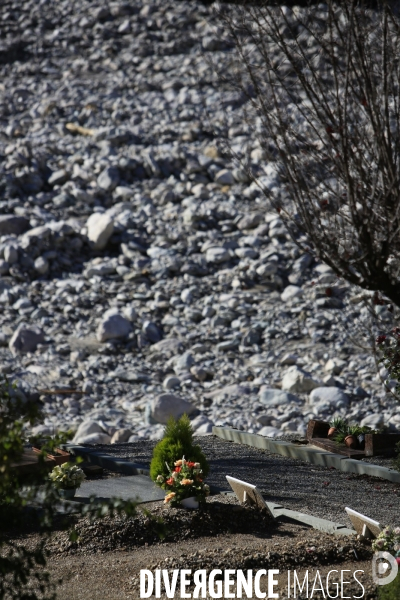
[12, 496, 379, 600]
[46, 520, 378, 600]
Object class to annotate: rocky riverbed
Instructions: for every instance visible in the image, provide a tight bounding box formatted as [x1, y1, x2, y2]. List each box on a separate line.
[1, 0, 400, 444]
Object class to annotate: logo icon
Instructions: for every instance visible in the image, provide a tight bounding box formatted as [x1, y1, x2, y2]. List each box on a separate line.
[372, 552, 399, 586]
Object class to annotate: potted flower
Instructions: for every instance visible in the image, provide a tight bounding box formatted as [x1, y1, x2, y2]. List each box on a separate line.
[155, 457, 210, 509]
[49, 462, 86, 499]
[334, 422, 375, 449]
[344, 425, 362, 449]
[328, 416, 348, 440]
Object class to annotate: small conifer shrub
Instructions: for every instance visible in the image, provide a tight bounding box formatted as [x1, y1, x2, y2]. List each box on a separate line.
[150, 414, 209, 482]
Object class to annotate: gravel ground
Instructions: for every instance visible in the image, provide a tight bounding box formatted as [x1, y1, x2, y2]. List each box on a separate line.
[80, 435, 400, 527]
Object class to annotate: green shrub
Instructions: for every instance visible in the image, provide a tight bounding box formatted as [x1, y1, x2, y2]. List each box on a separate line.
[150, 414, 209, 481]
[378, 573, 400, 599]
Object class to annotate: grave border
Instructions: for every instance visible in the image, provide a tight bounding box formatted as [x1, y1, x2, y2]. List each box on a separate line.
[212, 427, 400, 483]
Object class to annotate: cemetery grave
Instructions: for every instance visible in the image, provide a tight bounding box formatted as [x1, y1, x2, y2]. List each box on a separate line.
[10, 433, 397, 598]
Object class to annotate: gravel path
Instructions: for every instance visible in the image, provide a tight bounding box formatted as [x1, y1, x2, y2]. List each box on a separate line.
[83, 435, 400, 527]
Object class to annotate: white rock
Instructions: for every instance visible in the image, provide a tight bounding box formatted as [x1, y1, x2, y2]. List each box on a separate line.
[195, 422, 213, 435]
[190, 414, 213, 435]
[214, 169, 235, 186]
[110, 429, 133, 443]
[281, 285, 303, 302]
[4, 245, 18, 264]
[281, 366, 319, 393]
[360, 414, 384, 429]
[72, 420, 106, 443]
[150, 393, 196, 424]
[259, 387, 302, 407]
[309, 387, 350, 407]
[322, 375, 337, 386]
[163, 375, 181, 390]
[149, 338, 184, 357]
[324, 358, 346, 375]
[9, 325, 44, 355]
[258, 426, 280, 438]
[75, 432, 112, 444]
[237, 213, 262, 230]
[34, 256, 49, 275]
[97, 311, 131, 342]
[280, 353, 298, 366]
[205, 247, 230, 263]
[204, 383, 252, 403]
[181, 289, 193, 304]
[86, 213, 114, 250]
[122, 305, 138, 321]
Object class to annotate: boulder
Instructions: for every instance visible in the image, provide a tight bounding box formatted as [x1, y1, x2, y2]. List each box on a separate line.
[97, 311, 131, 342]
[309, 386, 350, 408]
[324, 358, 347, 375]
[142, 320, 162, 343]
[72, 420, 105, 443]
[190, 414, 213, 435]
[214, 169, 235, 186]
[237, 213, 263, 230]
[258, 426, 280, 438]
[75, 432, 112, 444]
[163, 376, 181, 390]
[281, 285, 303, 302]
[86, 213, 114, 250]
[97, 166, 120, 192]
[9, 325, 44, 355]
[259, 387, 302, 407]
[360, 413, 384, 429]
[150, 393, 196, 424]
[205, 247, 230, 263]
[110, 429, 133, 444]
[203, 383, 252, 404]
[0, 215, 29, 235]
[281, 366, 319, 393]
[149, 338, 184, 357]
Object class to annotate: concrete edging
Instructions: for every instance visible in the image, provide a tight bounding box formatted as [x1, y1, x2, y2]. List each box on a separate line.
[212, 427, 400, 483]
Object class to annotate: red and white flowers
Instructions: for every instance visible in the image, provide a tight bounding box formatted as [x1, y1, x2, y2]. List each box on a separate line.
[155, 457, 210, 506]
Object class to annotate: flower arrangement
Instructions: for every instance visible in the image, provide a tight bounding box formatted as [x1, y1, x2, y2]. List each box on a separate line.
[372, 526, 400, 563]
[49, 462, 86, 490]
[155, 457, 210, 507]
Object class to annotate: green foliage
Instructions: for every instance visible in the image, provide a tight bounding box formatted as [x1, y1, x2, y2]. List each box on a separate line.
[378, 573, 400, 599]
[333, 421, 374, 444]
[150, 414, 209, 481]
[329, 416, 348, 430]
[0, 377, 154, 599]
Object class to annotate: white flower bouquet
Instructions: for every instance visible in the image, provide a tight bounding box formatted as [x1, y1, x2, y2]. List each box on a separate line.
[49, 462, 86, 490]
[372, 526, 400, 561]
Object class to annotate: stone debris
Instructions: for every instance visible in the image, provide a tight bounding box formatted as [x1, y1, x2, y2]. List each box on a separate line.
[0, 0, 398, 444]
[9, 325, 45, 355]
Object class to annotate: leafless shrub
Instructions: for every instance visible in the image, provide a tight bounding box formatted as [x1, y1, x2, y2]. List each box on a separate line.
[215, 0, 400, 308]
